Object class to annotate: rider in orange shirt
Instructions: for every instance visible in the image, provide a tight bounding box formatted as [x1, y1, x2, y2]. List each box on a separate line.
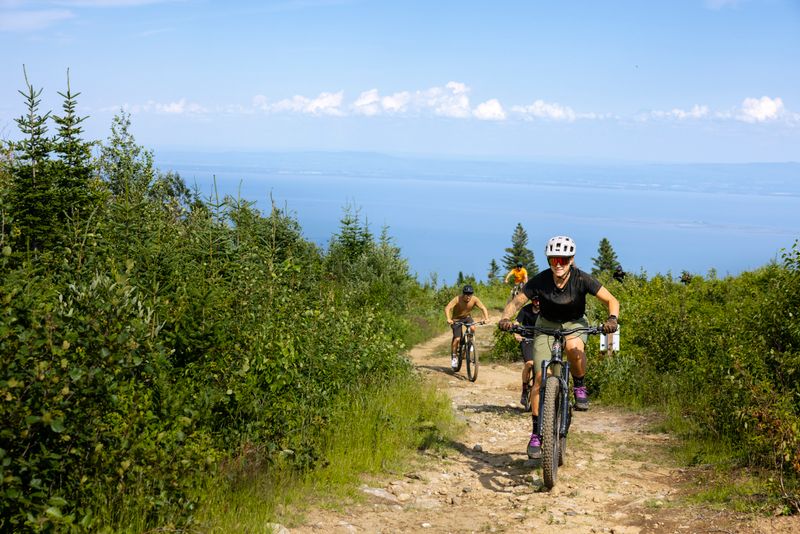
[504, 262, 528, 296]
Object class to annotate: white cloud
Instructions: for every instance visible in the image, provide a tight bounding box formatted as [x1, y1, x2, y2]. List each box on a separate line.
[252, 94, 270, 111]
[271, 91, 344, 116]
[0, 9, 73, 31]
[648, 104, 710, 120]
[381, 91, 410, 113]
[738, 96, 784, 123]
[473, 99, 506, 121]
[352, 89, 381, 116]
[155, 98, 206, 114]
[512, 100, 577, 122]
[423, 81, 472, 118]
[109, 98, 206, 115]
[350, 88, 413, 116]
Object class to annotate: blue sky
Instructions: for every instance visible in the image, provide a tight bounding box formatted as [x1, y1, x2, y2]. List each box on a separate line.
[2, 0, 799, 163]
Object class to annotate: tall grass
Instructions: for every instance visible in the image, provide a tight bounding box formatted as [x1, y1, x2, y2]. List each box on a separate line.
[195, 372, 460, 531]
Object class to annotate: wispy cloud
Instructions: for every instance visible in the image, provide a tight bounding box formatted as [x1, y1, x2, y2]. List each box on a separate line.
[0, 8, 73, 31]
[104, 98, 207, 115]
[104, 84, 797, 129]
[350, 88, 413, 116]
[253, 91, 345, 116]
[641, 104, 711, 121]
[512, 100, 578, 122]
[0, 0, 177, 32]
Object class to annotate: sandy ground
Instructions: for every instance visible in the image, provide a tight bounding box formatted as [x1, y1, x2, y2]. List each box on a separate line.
[289, 321, 799, 534]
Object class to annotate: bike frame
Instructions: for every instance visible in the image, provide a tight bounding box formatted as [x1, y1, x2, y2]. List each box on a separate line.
[452, 320, 476, 350]
[512, 325, 603, 438]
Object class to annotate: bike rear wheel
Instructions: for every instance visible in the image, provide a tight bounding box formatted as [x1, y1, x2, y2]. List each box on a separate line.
[541, 375, 561, 489]
[465, 339, 478, 382]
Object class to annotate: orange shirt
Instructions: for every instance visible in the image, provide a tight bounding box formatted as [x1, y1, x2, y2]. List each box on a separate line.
[509, 267, 528, 284]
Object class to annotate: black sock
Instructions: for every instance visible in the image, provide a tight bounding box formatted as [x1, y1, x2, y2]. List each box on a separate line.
[572, 375, 585, 388]
[531, 415, 538, 433]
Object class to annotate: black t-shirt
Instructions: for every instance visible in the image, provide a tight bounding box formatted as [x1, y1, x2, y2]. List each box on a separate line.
[522, 266, 602, 322]
[516, 302, 539, 327]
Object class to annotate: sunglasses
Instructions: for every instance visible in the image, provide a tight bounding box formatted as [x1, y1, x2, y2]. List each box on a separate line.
[549, 256, 571, 266]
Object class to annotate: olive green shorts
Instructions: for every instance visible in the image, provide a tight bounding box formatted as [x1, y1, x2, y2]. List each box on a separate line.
[532, 315, 590, 376]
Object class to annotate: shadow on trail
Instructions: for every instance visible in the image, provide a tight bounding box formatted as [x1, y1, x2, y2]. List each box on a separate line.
[443, 438, 545, 494]
[458, 403, 526, 416]
[416, 364, 471, 381]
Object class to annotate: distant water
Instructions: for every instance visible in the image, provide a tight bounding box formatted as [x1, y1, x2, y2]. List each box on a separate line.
[155, 151, 800, 284]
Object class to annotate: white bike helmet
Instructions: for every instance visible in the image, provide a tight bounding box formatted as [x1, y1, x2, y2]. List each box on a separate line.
[545, 235, 576, 257]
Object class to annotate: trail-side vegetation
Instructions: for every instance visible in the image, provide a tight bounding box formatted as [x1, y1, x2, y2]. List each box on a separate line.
[0, 76, 463, 532]
[490, 256, 800, 512]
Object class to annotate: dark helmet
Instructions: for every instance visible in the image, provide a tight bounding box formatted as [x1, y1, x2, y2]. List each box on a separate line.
[462, 284, 474, 295]
[516, 262, 523, 268]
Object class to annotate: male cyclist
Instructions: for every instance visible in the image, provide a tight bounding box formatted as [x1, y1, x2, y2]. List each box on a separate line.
[498, 236, 619, 459]
[504, 262, 528, 296]
[444, 285, 490, 370]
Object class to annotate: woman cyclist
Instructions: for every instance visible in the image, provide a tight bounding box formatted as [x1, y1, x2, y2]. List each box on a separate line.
[498, 236, 619, 459]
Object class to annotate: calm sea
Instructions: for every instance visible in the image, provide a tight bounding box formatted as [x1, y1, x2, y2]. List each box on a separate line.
[155, 151, 800, 284]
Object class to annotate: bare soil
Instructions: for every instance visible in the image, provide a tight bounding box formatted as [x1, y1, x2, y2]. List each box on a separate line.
[291, 321, 799, 534]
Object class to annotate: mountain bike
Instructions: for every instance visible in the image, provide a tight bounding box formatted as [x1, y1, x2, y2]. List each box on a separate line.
[509, 324, 604, 489]
[452, 320, 485, 382]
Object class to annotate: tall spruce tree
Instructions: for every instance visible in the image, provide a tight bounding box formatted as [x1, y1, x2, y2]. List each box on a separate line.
[9, 67, 57, 252]
[502, 222, 537, 273]
[591, 237, 620, 276]
[52, 70, 95, 226]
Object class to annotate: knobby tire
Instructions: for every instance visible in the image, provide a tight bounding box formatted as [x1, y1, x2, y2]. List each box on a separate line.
[465, 339, 478, 382]
[541, 375, 561, 489]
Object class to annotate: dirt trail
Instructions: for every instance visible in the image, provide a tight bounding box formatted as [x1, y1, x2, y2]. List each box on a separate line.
[291, 323, 797, 534]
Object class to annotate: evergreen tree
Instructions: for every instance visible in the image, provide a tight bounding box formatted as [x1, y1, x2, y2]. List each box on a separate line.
[9, 67, 57, 252]
[488, 259, 500, 282]
[52, 69, 95, 226]
[328, 203, 373, 264]
[591, 237, 620, 276]
[502, 222, 537, 273]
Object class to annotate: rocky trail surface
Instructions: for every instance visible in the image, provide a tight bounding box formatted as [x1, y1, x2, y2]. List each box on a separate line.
[291, 323, 797, 534]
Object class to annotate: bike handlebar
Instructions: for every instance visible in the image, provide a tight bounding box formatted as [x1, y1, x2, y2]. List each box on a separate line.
[508, 324, 605, 339]
[452, 320, 487, 327]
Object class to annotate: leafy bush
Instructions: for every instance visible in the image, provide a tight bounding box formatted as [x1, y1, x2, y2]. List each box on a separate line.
[592, 244, 800, 509]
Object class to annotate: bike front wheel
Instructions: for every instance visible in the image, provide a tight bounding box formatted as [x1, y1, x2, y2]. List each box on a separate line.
[541, 375, 561, 489]
[465, 339, 478, 382]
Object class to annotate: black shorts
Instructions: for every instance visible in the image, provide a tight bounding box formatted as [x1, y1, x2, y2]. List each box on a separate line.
[451, 317, 473, 338]
[520, 339, 534, 363]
